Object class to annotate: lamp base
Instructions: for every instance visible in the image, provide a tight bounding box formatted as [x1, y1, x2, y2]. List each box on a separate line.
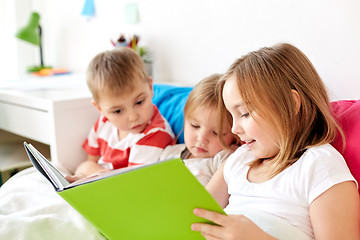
[27, 65, 52, 73]
[29, 67, 70, 77]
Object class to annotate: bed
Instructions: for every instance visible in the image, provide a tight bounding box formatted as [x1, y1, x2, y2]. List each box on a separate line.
[0, 84, 192, 240]
[0, 84, 359, 239]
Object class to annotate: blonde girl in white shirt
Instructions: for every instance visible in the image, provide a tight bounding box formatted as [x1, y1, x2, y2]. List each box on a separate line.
[191, 43, 360, 239]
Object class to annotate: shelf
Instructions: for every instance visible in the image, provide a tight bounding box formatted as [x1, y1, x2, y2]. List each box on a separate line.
[0, 135, 51, 186]
[0, 141, 50, 171]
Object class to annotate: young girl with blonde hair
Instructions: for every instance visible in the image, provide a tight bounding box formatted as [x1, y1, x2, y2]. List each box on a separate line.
[159, 74, 238, 186]
[191, 43, 360, 239]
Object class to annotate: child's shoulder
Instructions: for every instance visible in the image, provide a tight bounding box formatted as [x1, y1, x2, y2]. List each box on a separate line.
[159, 144, 186, 161]
[92, 115, 116, 133]
[300, 143, 344, 164]
[294, 143, 356, 203]
[228, 145, 255, 163]
[296, 143, 348, 172]
[223, 145, 255, 174]
[143, 105, 174, 135]
[214, 149, 233, 162]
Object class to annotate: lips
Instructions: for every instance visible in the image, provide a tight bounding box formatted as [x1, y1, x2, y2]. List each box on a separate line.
[194, 147, 207, 153]
[131, 124, 143, 130]
[245, 140, 255, 148]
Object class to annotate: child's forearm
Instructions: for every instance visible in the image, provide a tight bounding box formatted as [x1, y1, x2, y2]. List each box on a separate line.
[74, 160, 104, 177]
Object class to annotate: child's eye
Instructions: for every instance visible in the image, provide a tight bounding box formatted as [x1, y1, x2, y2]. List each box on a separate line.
[241, 112, 250, 118]
[212, 131, 218, 136]
[191, 124, 200, 129]
[136, 99, 145, 105]
[113, 109, 122, 114]
[222, 132, 229, 137]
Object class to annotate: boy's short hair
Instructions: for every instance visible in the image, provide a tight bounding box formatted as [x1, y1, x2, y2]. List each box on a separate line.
[86, 47, 148, 102]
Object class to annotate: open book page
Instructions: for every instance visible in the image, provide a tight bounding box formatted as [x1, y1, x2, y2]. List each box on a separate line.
[24, 142, 70, 191]
[67, 162, 158, 188]
[24, 142, 167, 191]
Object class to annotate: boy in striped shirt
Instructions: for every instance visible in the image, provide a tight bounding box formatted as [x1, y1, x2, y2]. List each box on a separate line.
[69, 47, 175, 180]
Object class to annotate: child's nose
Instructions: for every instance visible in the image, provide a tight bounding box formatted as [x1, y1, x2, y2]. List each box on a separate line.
[128, 110, 139, 122]
[197, 130, 209, 142]
[232, 120, 244, 136]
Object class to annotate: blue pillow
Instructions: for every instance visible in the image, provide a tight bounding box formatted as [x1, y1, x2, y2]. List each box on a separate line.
[153, 84, 193, 143]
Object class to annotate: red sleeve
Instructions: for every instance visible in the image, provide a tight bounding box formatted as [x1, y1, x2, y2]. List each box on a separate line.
[136, 130, 175, 148]
[82, 139, 101, 156]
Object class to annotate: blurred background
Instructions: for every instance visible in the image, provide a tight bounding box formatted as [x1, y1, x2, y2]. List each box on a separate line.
[1, 0, 359, 100]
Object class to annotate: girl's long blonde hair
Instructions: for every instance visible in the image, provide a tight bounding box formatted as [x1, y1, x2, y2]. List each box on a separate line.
[217, 43, 343, 176]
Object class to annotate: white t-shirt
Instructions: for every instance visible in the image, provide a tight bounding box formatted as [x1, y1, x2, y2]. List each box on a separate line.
[223, 144, 356, 239]
[160, 144, 230, 186]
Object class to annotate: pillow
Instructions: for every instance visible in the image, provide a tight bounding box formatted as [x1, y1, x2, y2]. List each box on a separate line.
[331, 100, 360, 189]
[152, 84, 193, 143]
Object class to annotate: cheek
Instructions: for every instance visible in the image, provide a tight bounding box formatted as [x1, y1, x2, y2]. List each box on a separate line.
[144, 103, 154, 119]
[183, 125, 193, 142]
[111, 116, 126, 129]
[242, 119, 259, 135]
[208, 136, 224, 152]
[223, 134, 235, 145]
[184, 133, 196, 152]
[183, 120, 196, 137]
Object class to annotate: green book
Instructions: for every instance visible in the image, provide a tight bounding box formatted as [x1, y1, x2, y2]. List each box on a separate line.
[24, 142, 225, 240]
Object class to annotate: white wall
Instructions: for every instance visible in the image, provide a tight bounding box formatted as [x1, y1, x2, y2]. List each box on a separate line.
[0, 0, 19, 79]
[1, 0, 360, 100]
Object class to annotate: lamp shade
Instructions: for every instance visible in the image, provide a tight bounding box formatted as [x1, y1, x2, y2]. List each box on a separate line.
[15, 12, 40, 46]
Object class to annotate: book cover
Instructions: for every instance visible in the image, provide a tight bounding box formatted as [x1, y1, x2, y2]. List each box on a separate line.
[24, 142, 225, 240]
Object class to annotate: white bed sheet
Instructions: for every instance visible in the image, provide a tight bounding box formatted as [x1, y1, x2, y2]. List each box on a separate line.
[0, 167, 311, 240]
[0, 167, 105, 240]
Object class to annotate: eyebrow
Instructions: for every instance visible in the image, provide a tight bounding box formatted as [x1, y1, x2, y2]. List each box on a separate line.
[135, 92, 147, 99]
[111, 93, 147, 109]
[233, 102, 246, 108]
[108, 105, 123, 111]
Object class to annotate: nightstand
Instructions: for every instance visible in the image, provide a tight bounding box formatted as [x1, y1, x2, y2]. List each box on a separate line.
[0, 74, 99, 183]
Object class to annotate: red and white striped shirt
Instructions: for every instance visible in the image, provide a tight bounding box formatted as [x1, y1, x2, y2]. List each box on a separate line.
[82, 105, 175, 169]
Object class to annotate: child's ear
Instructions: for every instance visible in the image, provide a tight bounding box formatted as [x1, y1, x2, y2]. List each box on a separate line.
[92, 100, 102, 112]
[291, 89, 301, 115]
[148, 76, 154, 97]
